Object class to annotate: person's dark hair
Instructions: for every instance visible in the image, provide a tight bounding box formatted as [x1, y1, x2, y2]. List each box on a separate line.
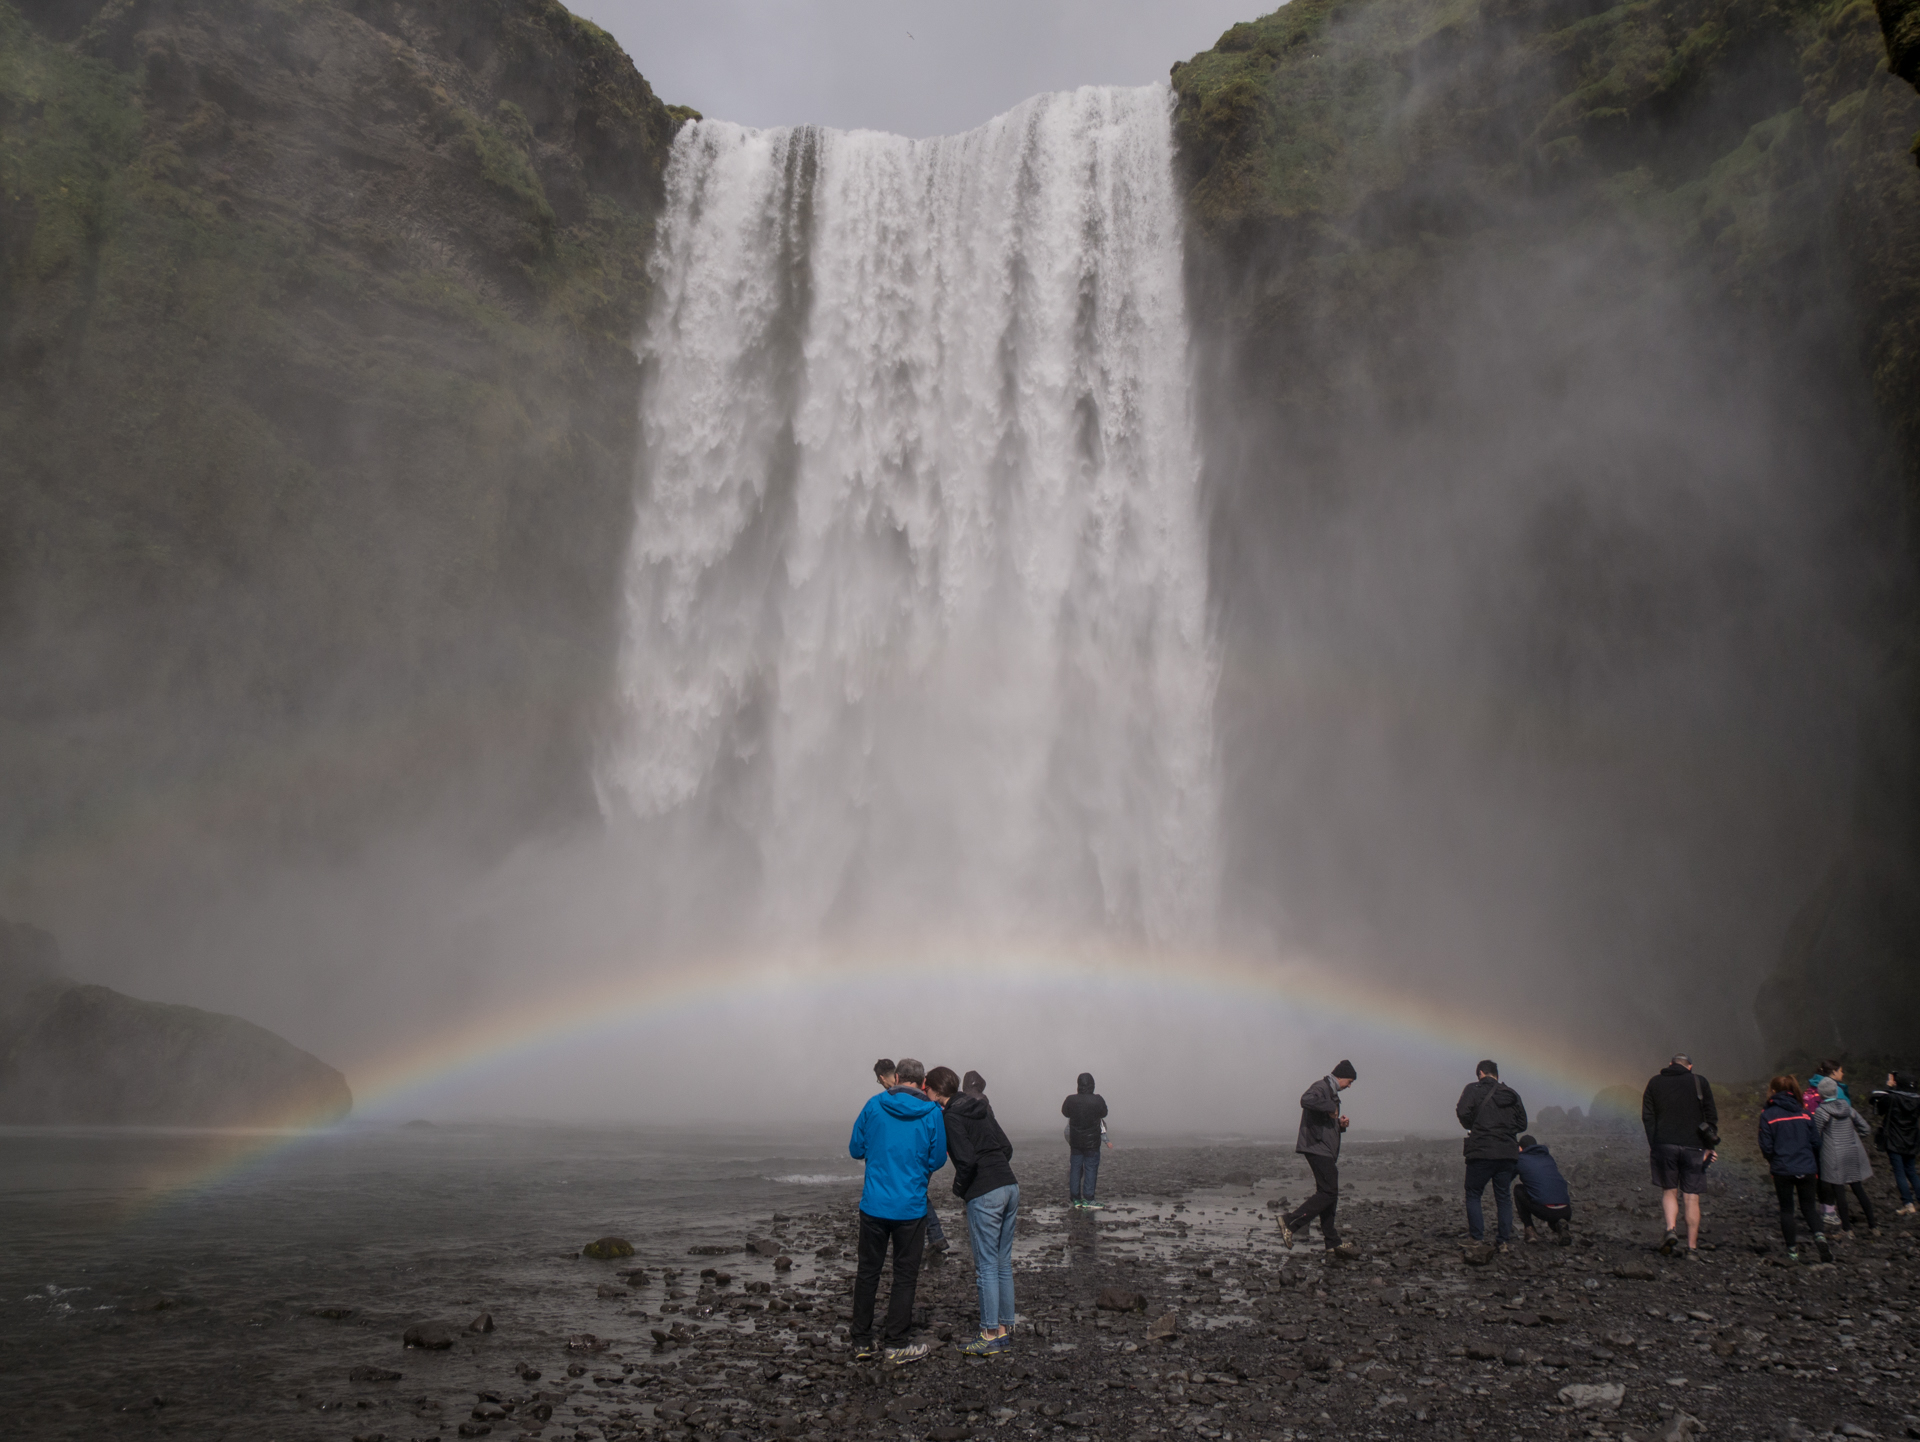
[1518, 1134, 1536, 1148]
[873, 1058, 896, 1080]
[926, 1066, 959, 1099]
[962, 1070, 986, 1097]
[1769, 1074, 1799, 1096]
[1476, 1059, 1499, 1078]
[1817, 1058, 1840, 1076]
[895, 1057, 926, 1085]
[1331, 1059, 1357, 1081]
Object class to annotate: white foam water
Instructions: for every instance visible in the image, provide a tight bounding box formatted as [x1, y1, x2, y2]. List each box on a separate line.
[600, 85, 1217, 947]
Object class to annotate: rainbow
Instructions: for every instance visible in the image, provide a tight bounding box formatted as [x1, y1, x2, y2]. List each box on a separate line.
[132, 938, 1633, 1209]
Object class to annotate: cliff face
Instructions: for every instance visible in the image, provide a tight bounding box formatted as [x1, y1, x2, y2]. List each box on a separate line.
[0, 0, 680, 906]
[1170, 0, 1920, 1066]
[0, 918, 350, 1124]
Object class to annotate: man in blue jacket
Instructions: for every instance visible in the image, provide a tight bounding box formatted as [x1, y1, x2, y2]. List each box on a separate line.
[1511, 1134, 1572, 1245]
[849, 1057, 947, 1364]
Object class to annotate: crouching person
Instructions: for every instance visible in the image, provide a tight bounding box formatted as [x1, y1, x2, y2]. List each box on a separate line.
[1513, 1134, 1572, 1244]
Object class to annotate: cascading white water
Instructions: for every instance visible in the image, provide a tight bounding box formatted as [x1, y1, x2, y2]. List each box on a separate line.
[599, 84, 1217, 948]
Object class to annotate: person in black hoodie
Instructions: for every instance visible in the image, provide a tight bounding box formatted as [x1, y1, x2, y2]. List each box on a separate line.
[1062, 1073, 1109, 1210]
[928, 1067, 1019, 1355]
[1641, 1053, 1720, 1258]
[1456, 1060, 1528, 1251]
[1871, 1072, 1920, 1216]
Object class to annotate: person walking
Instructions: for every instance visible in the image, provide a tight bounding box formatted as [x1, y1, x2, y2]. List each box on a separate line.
[1062, 1073, 1109, 1210]
[1870, 1072, 1920, 1216]
[848, 1057, 947, 1364]
[1758, 1073, 1830, 1262]
[928, 1066, 1018, 1356]
[873, 1057, 952, 1255]
[1806, 1060, 1851, 1230]
[1457, 1061, 1528, 1252]
[1641, 1053, 1719, 1258]
[1277, 1060, 1358, 1257]
[1814, 1076, 1879, 1238]
[1512, 1133, 1572, 1245]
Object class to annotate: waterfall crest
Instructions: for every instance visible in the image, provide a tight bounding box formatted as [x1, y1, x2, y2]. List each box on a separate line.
[599, 84, 1217, 948]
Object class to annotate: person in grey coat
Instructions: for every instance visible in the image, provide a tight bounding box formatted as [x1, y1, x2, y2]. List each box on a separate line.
[1815, 1076, 1878, 1236]
[1277, 1060, 1357, 1255]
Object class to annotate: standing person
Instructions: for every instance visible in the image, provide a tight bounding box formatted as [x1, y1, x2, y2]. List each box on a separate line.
[874, 1057, 951, 1254]
[1512, 1134, 1572, 1245]
[1277, 1061, 1358, 1257]
[1062, 1073, 1109, 1210]
[1641, 1053, 1719, 1259]
[1814, 1076, 1879, 1238]
[1758, 1074, 1831, 1262]
[1457, 1061, 1528, 1252]
[927, 1067, 1018, 1356]
[848, 1058, 947, 1364]
[1870, 1072, 1920, 1217]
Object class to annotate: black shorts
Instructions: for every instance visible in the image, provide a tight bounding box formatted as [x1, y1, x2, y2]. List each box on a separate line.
[1650, 1144, 1708, 1195]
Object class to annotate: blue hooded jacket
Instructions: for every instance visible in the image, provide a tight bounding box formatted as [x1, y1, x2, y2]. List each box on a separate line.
[1759, 1089, 1819, 1176]
[850, 1087, 948, 1221]
[1514, 1140, 1570, 1206]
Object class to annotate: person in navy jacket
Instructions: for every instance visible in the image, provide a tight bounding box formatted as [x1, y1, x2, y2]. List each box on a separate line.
[1758, 1073, 1830, 1262]
[1512, 1135, 1572, 1244]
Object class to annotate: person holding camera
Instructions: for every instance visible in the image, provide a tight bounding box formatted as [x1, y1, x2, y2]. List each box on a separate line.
[1641, 1053, 1720, 1259]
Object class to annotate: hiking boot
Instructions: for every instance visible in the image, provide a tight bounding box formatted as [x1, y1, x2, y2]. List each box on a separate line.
[1276, 1220, 1294, 1247]
[1816, 1234, 1833, 1263]
[1555, 1227, 1573, 1248]
[1659, 1230, 1679, 1256]
[1082, 1201, 1106, 1211]
[850, 1337, 879, 1361]
[959, 1333, 1007, 1357]
[885, 1341, 933, 1366]
[1521, 1228, 1537, 1244]
[1869, 1227, 1884, 1239]
[1332, 1241, 1361, 1260]
[1683, 1247, 1707, 1263]
[927, 1237, 951, 1254]
[1494, 1241, 1512, 1256]
[1785, 1248, 1799, 1263]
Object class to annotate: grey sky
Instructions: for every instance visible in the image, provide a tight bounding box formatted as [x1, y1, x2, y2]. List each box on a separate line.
[571, 0, 1273, 137]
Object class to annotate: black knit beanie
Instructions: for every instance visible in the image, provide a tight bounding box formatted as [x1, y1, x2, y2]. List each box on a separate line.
[1332, 1059, 1357, 1081]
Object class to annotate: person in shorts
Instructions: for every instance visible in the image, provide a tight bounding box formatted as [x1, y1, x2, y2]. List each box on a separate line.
[1641, 1053, 1719, 1258]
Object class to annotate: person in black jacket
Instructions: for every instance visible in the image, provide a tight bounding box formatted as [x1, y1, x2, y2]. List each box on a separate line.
[1062, 1073, 1109, 1210]
[1642, 1053, 1720, 1258]
[1870, 1071, 1920, 1216]
[1278, 1060, 1357, 1255]
[1456, 1061, 1528, 1250]
[928, 1067, 1019, 1355]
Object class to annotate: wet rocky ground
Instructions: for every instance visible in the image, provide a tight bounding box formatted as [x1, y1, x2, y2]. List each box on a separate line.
[298, 1134, 1920, 1442]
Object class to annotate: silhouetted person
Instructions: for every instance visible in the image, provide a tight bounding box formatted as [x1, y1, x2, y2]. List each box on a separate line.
[1870, 1072, 1920, 1216]
[1759, 1073, 1829, 1263]
[1642, 1052, 1718, 1258]
[848, 1057, 946, 1365]
[1278, 1060, 1356, 1256]
[1512, 1133, 1571, 1245]
[1062, 1073, 1109, 1209]
[1457, 1060, 1528, 1251]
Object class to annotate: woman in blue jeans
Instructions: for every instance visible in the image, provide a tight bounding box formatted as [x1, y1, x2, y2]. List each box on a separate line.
[1872, 1072, 1920, 1215]
[928, 1067, 1020, 1354]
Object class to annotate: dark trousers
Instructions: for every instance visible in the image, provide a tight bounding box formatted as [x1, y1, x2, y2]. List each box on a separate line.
[1069, 1149, 1101, 1202]
[1512, 1180, 1570, 1232]
[1464, 1158, 1517, 1243]
[1821, 1178, 1876, 1231]
[1891, 1151, 1920, 1205]
[1775, 1173, 1819, 1247]
[851, 1211, 926, 1344]
[1284, 1154, 1340, 1245]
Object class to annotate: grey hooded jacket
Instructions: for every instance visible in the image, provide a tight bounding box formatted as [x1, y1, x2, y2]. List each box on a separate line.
[1296, 1076, 1343, 1159]
[1816, 1097, 1875, 1185]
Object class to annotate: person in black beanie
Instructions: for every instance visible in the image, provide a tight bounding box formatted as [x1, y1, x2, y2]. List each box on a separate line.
[1278, 1060, 1357, 1257]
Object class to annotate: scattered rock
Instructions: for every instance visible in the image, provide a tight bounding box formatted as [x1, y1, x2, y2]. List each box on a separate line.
[748, 1238, 782, 1255]
[311, 1306, 357, 1320]
[1096, 1288, 1146, 1312]
[774, 1255, 793, 1271]
[688, 1244, 740, 1256]
[348, 1366, 403, 1382]
[1558, 1382, 1626, 1412]
[1614, 1261, 1658, 1281]
[928, 1427, 971, 1441]
[402, 1326, 453, 1350]
[581, 1238, 633, 1260]
[467, 1312, 493, 1333]
[596, 1284, 625, 1299]
[1466, 1343, 1500, 1361]
[1147, 1311, 1179, 1340]
[1463, 1244, 1496, 1266]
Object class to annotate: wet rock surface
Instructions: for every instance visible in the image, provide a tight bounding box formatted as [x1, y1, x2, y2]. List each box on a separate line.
[10, 1133, 1920, 1439]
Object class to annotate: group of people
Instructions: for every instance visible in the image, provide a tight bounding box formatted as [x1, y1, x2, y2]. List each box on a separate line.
[848, 1059, 1111, 1365]
[1760, 1062, 1920, 1260]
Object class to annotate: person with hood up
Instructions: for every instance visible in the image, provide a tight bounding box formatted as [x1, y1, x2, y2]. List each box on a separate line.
[1061, 1073, 1109, 1210]
[1641, 1053, 1719, 1258]
[1511, 1133, 1571, 1245]
[928, 1067, 1018, 1355]
[1277, 1060, 1358, 1257]
[873, 1057, 951, 1254]
[1457, 1060, 1529, 1251]
[848, 1057, 947, 1364]
[1870, 1072, 1920, 1216]
[1758, 1073, 1830, 1262]
[1806, 1060, 1850, 1231]
[1813, 1075, 1879, 1238]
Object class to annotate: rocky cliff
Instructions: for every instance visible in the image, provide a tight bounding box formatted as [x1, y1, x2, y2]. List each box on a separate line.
[0, 918, 351, 1124]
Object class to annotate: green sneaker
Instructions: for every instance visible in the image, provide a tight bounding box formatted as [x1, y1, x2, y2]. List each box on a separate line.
[1083, 1201, 1106, 1211]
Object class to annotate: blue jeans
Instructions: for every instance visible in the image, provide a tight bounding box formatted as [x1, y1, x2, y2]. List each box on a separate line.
[1069, 1149, 1101, 1202]
[965, 1183, 1019, 1329]
[1464, 1158, 1517, 1242]
[1891, 1151, 1920, 1205]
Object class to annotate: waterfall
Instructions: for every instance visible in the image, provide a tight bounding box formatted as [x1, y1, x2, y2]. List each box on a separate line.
[599, 84, 1217, 948]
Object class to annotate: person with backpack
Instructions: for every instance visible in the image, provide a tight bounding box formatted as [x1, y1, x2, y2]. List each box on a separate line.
[928, 1067, 1019, 1356]
[1758, 1073, 1831, 1262]
[1641, 1053, 1719, 1259]
[1813, 1076, 1879, 1238]
[1512, 1134, 1572, 1245]
[1870, 1072, 1920, 1216]
[1061, 1073, 1109, 1210]
[1456, 1060, 1529, 1251]
[1277, 1060, 1358, 1257]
